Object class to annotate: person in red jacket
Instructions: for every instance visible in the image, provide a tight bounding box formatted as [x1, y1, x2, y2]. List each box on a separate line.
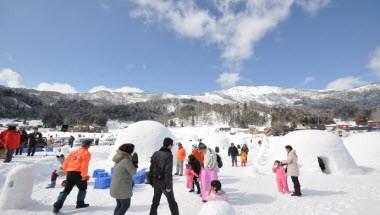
[53, 139, 92, 214]
[0, 124, 21, 163]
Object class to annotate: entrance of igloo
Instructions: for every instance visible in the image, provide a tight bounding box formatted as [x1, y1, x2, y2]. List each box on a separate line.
[317, 156, 330, 174]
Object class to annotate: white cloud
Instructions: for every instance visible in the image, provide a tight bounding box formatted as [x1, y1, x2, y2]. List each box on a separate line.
[36, 82, 77, 94]
[0, 68, 23, 88]
[88, 85, 144, 93]
[304, 76, 316, 85]
[216, 72, 241, 88]
[369, 46, 380, 77]
[296, 0, 330, 15]
[129, 0, 330, 88]
[326, 76, 368, 91]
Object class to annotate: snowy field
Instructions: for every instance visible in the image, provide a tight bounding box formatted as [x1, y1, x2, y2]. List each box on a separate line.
[1, 125, 380, 215]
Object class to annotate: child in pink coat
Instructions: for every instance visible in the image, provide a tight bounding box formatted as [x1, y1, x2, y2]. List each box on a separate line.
[185, 164, 196, 189]
[206, 180, 228, 202]
[272, 160, 289, 193]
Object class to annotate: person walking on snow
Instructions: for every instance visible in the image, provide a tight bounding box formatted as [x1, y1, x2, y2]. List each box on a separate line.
[272, 160, 289, 193]
[228, 143, 239, 167]
[198, 143, 219, 202]
[149, 138, 179, 215]
[27, 127, 43, 157]
[175, 143, 186, 176]
[53, 139, 92, 213]
[110, 143, 137, 215]
[15, 127, 28, 156]
[0, 124, 21, 163]
[186, 155, 201, 194]
[282, 145, 302, 197]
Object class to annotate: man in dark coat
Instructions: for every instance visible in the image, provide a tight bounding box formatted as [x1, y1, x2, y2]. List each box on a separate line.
[228, 143, 239, 167]
[27, 127, 43, 156]
[15, 127, 28, 155]
[149, 138, 179, 215]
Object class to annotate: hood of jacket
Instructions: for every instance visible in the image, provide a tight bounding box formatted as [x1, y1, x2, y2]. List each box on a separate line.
[112, 150, 131, 164]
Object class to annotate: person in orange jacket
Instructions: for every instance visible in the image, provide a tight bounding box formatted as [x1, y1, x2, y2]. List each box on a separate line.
[53, 139, 92, 214]
[0, 124, 21, 163]
[191, 145, 204, 168]
[175, 143, 186, 176]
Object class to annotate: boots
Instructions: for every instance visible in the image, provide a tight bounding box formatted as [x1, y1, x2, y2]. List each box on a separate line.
[46, 181, 56, 189]
[291, 186, 302, 197]
[76, 201, 90, 209]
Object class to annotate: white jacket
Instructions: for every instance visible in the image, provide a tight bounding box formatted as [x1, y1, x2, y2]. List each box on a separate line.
[204, 148, 219, 171]
[282, 150, 299, 177]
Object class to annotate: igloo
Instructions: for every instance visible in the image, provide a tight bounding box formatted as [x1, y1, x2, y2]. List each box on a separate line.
[112, 121, 176, 163]
[0, 165, 35, 209]
[253, 130, 362, 175]
[198, 201, 235, 215]
[203, 135, 230, 149]
[343, 132, 380, 169]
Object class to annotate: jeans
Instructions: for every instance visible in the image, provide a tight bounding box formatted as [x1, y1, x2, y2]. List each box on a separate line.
[176, 160, 184, 175]
[27, 145, 37, 156]
[291, 176, 301, 188]
[150, 187, 179, 215]
[4, 149, 15, 163]
[231, 156, 238, 166]
[15, 146, 23, 155]
[114, 199, 131, 215]
[53, 172, 87, 210]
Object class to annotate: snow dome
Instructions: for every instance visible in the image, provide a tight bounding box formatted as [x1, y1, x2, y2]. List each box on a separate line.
[198, 201, 235, 215]
[203, 135, 230, 149]
[112, 121, 176, 163]
[253, 130, 362, 175]
[343, 132, 380, 169]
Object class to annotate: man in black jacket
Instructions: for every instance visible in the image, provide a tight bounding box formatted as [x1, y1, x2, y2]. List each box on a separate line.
[149, 138, 179, 215]
[27, 127, 43, 157]
[228, 143, 239, 167]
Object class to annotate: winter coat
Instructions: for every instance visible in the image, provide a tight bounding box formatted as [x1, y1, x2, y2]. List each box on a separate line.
[282, 150, 299, 177]
[28, 132, 43, 147]
[241, 145, 249, 154]
[176, 147, 186, 161]
[185, 164, 198, 189]
[47, 138, 54, 148]
[228, 146, 239, 157]
[149, 147, 174, 190]
[0, 129, 20, 150]
[63, 147, 92, 178]
[188, 156, 201, 175]
[240, 152, 247, 162]
[206, 190, 228, 202]
[272, 166, 287, 180]
[110, 150, 137, 199]
[204, 148, 219, 171]
[191, 150, 204, 167]
[20, 130, 28, 146]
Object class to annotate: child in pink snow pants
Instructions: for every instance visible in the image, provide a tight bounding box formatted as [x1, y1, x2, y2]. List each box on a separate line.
[200, 169, 218, 201]
[272, 160, 289, 193]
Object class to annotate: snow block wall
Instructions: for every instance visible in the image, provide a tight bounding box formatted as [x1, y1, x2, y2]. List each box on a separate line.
[112, 121, 177, 163]
[0, 165, 35, 209]
[198, 201, 236, 215]
[343, 132, 380, 169]
[253, 130, 362, 175]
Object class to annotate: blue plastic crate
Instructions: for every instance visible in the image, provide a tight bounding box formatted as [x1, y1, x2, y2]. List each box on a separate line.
[97, 172, 109, 178]
[92, 169, 106, 178]
[94, 176, 112, 189]
[132, 169, 146, 185]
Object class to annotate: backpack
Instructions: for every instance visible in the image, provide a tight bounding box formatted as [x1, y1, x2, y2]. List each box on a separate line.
[216, 154, 223, 168]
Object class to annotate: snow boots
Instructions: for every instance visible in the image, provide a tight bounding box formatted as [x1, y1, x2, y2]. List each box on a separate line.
[76, 201, 90, 209]
[46, 181, 56, 189]
[291, 186, 302, 197]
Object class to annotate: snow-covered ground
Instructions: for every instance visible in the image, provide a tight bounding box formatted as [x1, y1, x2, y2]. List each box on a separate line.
[1, 127, 380, 215]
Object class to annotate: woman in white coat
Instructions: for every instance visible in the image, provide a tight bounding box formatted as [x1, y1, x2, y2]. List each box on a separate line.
[282, 145, 302, 196]
[198, 143, 219, 202]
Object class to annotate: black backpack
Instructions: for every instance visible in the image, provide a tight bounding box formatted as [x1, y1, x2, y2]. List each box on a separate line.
[216, 154, 223, 168]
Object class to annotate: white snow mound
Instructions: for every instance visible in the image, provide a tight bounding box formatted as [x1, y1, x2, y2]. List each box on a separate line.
[343, 132, 380, 169]
[253, 130, 362, 175]
[203, 135, 230, 149]
[198, 201, 235, 215]
[0, 165, 35, 209]
[112, 120, 176, 163]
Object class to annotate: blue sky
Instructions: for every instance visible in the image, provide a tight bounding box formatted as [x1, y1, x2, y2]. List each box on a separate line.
[0, 0, 380, 94]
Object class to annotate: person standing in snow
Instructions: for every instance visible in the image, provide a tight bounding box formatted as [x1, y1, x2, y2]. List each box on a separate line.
[191, 145, 204, 168]
[110, 143, 137, 215]
[27, 127, 43, 157]
[282, 145, 302, 197]
[228, 143, 239, 167]
[272, 160, 289, 193]
[15, 127, 28, 156]
[149, 138, 179, 215]
[175, 143, 186, 176]
[198, 143, 219, 202]
[46, 135, 54, 156]
[69, 135, 75, 148]
[186, 155, 201, 194]
[53, 139, 92, 213]
[0, 124, 21, 163]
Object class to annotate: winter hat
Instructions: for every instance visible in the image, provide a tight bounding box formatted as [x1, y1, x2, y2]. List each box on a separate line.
[198, 143, 207, 150]
[119, 143, 135, 155]
[81, 139, 93, 146]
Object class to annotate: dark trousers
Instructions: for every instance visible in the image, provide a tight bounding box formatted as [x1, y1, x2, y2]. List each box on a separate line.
[291, 176, 300, 188]
[15, 146, 23, 155]
[231, 156, 238, 166]
[114, 199, 131, 215]
[53, 172, 87, 210]
[150, 187, 179, 215]
[27, 145, 37, 156]
[192, 176, 200, 192]
[4, 149, 15, 163]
